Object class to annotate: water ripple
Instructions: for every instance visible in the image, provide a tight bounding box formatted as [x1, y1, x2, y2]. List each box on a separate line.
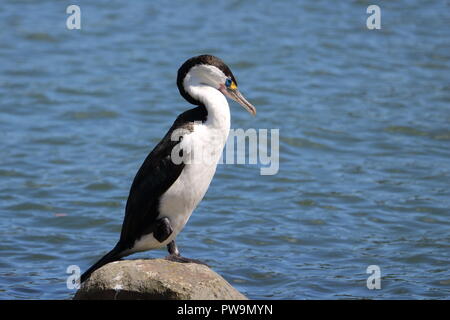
[0, 0, 449, 300]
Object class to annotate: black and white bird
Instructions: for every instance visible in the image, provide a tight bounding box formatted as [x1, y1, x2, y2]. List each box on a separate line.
[80, 55, 256, 283]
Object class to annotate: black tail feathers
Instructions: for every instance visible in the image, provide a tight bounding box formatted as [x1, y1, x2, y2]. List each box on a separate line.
[80, 246, 123, 283]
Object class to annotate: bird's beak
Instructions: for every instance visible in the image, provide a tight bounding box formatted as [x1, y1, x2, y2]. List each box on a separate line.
[220, 85, 256, 116]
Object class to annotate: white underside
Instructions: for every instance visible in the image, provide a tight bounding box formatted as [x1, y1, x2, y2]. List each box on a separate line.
[129, 81, 231, 254]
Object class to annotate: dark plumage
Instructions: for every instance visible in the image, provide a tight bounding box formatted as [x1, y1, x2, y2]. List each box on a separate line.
[80, 106, 207, 283]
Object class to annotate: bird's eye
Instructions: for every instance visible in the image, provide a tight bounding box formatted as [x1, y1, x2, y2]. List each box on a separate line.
[225, 78, 232, 88]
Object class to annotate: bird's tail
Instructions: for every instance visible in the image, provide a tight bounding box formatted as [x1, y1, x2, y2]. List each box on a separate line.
[80, 245, 123, 283]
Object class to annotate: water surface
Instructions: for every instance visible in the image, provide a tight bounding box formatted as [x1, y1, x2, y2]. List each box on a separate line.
[0, 0, 449, 299]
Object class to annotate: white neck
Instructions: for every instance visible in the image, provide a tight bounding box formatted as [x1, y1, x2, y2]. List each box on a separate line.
[186, 84, 231, 132]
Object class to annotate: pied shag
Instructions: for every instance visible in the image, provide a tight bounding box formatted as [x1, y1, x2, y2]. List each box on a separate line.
[80, 54, 256, 283]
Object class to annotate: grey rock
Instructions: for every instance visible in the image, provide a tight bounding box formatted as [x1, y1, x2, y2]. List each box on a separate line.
[74, 259, 247, 300]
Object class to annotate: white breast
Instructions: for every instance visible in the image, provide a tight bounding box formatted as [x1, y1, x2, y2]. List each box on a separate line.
[159, 122, 227, 232]
[130, 120, 229, 253]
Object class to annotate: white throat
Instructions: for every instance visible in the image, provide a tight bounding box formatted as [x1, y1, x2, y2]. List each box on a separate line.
[192, 86, 230, 127]
[184, 79, 231, 134]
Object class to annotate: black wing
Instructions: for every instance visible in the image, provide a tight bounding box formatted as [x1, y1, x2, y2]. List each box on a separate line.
[117, 106, 207, 250]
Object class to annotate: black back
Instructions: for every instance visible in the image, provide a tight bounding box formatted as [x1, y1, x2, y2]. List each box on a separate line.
[118, 105, 207, 250]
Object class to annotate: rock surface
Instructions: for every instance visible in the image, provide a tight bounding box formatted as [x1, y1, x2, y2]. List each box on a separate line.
[74, 259, 247, 300]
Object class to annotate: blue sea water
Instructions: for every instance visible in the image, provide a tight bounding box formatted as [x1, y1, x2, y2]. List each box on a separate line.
[0, 0, 449, 299]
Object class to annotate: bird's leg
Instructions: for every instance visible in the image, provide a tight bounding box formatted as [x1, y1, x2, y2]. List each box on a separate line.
[165, 240, 208, 266]
[154, 219, 208, 266]
[153, 217, 173, 243]
[167, 240, 179, 255]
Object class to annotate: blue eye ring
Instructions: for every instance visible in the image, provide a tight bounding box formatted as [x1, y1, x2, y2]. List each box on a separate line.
[225, 78, 232, 88]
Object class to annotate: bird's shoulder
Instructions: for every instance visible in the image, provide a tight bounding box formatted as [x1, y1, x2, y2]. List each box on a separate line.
[138, 105, 207, 170]
[172, 104, 208, 131]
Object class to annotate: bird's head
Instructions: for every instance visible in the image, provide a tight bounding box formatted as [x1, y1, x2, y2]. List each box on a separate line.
[177, 55, 256, 116]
